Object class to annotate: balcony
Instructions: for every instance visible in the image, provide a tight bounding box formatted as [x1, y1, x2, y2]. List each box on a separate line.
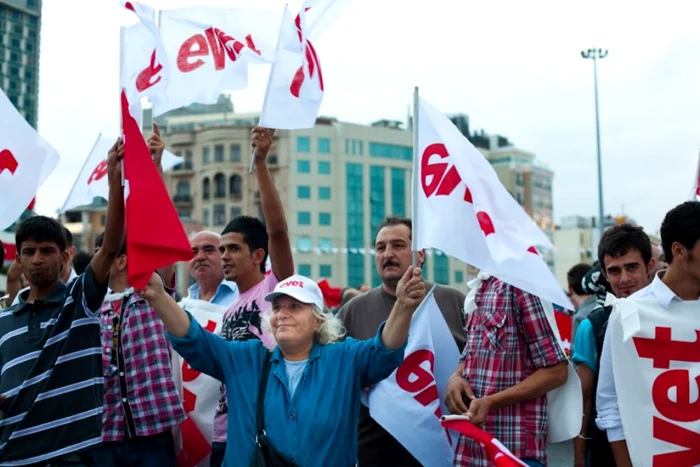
[173, 194, 192, 204]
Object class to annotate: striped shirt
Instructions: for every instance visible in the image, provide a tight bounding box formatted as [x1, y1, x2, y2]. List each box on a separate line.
[0, 266, 106, 466]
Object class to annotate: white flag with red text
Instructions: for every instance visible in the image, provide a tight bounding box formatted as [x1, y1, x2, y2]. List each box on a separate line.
[61, 135, 180, 213]
[156, 7, 280, 116]
[259, 0, 341, 129]
[172, 298, 228, 467]
[120, 1, 170, 116]
[365, 288, 459, 467]
[416, 97, 573, 311]
[0, 88, 59, 230]
[606, 295, 700, 467]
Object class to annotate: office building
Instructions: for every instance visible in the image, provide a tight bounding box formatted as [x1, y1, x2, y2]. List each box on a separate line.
[0, 0, 41, 128]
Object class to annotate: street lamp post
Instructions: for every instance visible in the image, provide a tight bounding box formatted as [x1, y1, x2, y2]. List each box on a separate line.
[581, 48, 608, 237]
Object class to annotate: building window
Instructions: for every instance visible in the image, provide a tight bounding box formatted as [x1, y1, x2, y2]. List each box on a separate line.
[298, 264, 312, 277]
[370, 165, 385, 232]
[369, 143, 412, 161]
[297, 136, 311, 153]
[297, 185, 311, 199]
[344, 139, 350, 154]
[391, 168, 406, 217]
[229, 175, 242, 198]
[297, 160, 310, 173]
[214, 144, 224, 162]
[214, 204, 226, 225]
[318, 186, 331, 200]
[433, 251, 449, 284]
[319, 212, 331, 226]
[319, 264, 332, 278]
[319, 238, 333, 252]
[230, 206, 241, 221]
[318, 138, 331, 154]
[230, 144, 241, 162]
[454, 270, 464, 283]
[178, 208, 192, 219]
[346, 163, 365, 286]
[351, 140, 356, 155]
[297, 236, 312, 252]
[203, 146, 211, 164]
[214, 173, 226, 198]
[358, 141, 364, 156]
[318, 161, 331, 175]
[298, 212, 311, 225]
[100, 215, 106, 226]
[175, 180, 191, 200]
[202, 177, 211, 200]
[184, 150, 193, 169]
[203, 208, 210, 225]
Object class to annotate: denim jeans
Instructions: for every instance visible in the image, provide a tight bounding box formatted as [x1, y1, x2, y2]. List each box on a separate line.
[210, 442, 226, 467]
[90, 431, 176, 467]
[522, 459, 545, 467]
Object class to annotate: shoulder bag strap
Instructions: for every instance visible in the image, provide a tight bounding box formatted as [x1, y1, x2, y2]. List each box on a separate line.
[256, 352, 273, 436]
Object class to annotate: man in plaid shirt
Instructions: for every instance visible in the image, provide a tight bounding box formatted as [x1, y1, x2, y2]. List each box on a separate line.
[89, 124, 184, 466]
[90, 233, 184, 466]
[445, 274, 568, 467]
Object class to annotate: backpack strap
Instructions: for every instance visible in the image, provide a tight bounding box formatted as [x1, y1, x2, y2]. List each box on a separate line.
[588, 305, 612, 359]
[255, 352, 273, 443]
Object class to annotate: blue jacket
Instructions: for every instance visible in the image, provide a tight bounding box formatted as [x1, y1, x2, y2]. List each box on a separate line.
[168, 314, 405, 466]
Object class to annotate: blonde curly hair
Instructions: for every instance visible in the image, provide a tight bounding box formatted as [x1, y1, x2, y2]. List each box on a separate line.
[263, 304, 346, 345]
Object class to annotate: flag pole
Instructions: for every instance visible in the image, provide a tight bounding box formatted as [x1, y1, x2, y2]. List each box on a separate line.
[119, 26, 126, 187]
[411, 86, 419, 268]
[59, 133, 103, 214]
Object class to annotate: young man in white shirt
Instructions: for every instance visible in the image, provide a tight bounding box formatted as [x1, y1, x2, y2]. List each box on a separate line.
[596, 201, 700, 467]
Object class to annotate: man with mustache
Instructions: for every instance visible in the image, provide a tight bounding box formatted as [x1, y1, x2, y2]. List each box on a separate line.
[338, 216, 467, 467]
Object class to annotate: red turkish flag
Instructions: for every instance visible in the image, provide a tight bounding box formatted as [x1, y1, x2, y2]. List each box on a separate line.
[317, 278, 342, 308]
[441, 415, 528, 467]
[121, 90, 193, 289]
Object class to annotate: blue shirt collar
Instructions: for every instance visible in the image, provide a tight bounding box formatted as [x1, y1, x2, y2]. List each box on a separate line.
[187, 280, 238, 301]
[271, 341, 322, 364]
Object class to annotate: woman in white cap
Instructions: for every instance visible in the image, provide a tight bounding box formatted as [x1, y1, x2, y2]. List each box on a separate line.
[137, 266, 425, 467]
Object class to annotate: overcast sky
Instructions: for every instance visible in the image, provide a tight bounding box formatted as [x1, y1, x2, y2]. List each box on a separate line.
[34, 0, 700, 235]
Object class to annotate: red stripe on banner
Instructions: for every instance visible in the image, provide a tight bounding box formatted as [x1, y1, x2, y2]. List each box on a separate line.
[177, 416, 211, 467]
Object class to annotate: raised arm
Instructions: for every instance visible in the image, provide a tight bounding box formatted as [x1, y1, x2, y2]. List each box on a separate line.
[137, 273, 229, 381]
[252, 127, 294, 280]
[90, 138, 125, 287]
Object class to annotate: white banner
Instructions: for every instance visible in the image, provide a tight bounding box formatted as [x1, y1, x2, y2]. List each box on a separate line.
[609, 297, 700, 467]
[172, 298, 228, 467]
[366, 288, 460, 467]
[156, 7, 280, 116]
[61, 135, 180, 213]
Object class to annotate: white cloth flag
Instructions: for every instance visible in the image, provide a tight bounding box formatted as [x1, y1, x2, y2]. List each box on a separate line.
[172, 298, 228, 467]
[607, 296, 700, 467]
[156, 7, 280, 116]
[120, 2, 170, 115]
[0, 88, 59, 230]
[259, 0, 345, 129]
[366, 288, 459, 467]
[61, 135, 180, 213]
[415, 97, 573, 311]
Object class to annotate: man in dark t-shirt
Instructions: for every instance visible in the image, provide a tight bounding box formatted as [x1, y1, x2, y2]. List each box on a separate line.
[338, 216, 467, 467]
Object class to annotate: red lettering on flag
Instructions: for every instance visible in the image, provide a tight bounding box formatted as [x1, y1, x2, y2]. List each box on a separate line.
[421, 143, 472, 202]
[633, 327, 700, 369]
[395, 349, 452, 444]
[87, 160, 108, 185]
[290, 8, 324, 98]
[652, 416, 700, 466]
[182, 320, 218, 383]
[136, 49, 163, 92]
[0, 149, 18, 176]
[177, 28, 261, 73]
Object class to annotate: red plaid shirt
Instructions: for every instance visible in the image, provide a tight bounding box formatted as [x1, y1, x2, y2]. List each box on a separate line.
[455, 277, 566, 467]
[100, 289, 185, 442]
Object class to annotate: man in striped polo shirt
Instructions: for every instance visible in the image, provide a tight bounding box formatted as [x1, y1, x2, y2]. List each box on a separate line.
[0, 139, 125, 466]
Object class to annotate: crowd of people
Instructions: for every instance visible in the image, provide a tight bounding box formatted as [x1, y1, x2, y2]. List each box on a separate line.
[0, 125, 698, 467]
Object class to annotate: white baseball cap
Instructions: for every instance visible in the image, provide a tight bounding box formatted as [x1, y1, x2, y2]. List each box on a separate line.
[264, 274, 325, 310]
